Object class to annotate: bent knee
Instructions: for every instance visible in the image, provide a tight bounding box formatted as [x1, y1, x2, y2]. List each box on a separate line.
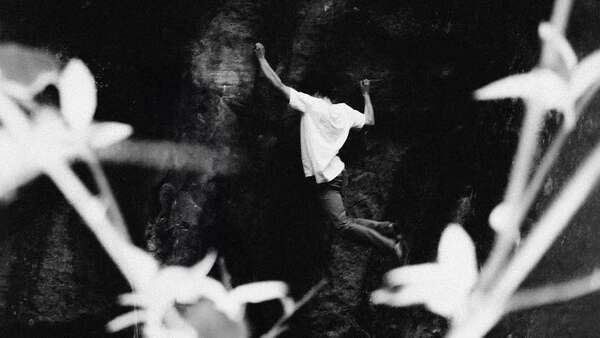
[331, 217, 353, 231]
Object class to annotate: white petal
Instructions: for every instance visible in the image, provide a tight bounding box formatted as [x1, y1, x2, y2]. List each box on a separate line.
[181, 277, 229, 306]
[475, 70, 568, 111]
[58, 59, 97, 130]
[384, 263, 440, 286]
[475, 73, 536, 101]
[88, 122, 133, 149]
[189, 250, 218, 279]
[436, 224, 478, 287]
[538, 22, 577, 71]
[475, 70, 545, 100]
[106, 310, 145, 332]
[118, 292, 149, 307]
[229, 281, 289, 304]
[425, 281, 469, 319]
[371, 284, 430, 307]
[570, 50, 600, 103]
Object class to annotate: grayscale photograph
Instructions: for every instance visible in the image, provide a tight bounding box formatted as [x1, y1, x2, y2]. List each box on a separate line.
[0, 0, 599, 337]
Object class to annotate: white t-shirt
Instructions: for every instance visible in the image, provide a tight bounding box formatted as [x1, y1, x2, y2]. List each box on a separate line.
[289, 88, 366, 183]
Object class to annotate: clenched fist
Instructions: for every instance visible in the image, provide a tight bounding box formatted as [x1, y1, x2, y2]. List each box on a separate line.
[254, 42, 265, 59]
[360, 79, 370, 94]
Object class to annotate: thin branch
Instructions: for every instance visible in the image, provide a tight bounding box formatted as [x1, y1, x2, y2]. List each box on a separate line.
[507, 269, 600, 312]
[261, 280, 327, 338]
[84, 150, 130, 241]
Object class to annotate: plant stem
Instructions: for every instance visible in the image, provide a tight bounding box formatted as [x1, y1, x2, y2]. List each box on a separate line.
[450, 142, 600, 338]
[479, 125, 569, 290]
[44, 161, 149, 289]
[508, 269, 600, 312]
[541, 0, 574, 68]
[504, 102, 544, 203]
[84, 150, 130, 241]
[479, 102, 545, 289]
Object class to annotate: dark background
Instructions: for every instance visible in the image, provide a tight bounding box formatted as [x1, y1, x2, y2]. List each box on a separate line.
[1, 0, 600, 337]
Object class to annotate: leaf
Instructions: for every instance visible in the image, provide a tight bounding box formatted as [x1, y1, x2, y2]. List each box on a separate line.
[384, 263, 439, 286]
[88, 122, 133, 149]
[58, 59, 97, 130]
[106, 310, 144, 332]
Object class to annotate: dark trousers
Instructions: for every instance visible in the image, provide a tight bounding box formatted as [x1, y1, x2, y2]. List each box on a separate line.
[317, 172, 395, 253]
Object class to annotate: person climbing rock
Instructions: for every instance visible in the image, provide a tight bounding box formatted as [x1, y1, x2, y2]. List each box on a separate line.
[254, 42, 405, 260]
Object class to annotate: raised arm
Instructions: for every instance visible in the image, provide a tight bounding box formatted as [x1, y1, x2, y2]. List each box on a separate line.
[255, 43, 290, 99]
[360, 79, 375, 125]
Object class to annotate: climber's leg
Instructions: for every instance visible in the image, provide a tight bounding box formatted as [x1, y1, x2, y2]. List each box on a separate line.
[317, 174, 396, 253]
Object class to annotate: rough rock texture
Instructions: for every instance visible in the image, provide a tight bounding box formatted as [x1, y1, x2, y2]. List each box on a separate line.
[1, 0, 600, 337]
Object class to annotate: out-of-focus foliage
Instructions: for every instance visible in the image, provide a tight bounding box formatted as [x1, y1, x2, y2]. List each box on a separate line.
[0, 44, 298, 338]
[372, 224, 477, 321]
[373, 1, 600, 337]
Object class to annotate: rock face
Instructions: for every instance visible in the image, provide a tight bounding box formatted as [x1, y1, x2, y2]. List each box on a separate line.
[1, 0, 600, 337]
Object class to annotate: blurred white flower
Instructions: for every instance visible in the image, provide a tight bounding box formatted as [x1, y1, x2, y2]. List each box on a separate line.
[55, 58, 133, 149]
[107, 250, 289, 338]
[371, 224, 478, 321]
[475, 22, 600, 130]
[0, 46, 132, 197]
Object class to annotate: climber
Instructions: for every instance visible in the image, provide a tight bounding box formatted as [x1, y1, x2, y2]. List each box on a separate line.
[254, 42, 405, 260]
